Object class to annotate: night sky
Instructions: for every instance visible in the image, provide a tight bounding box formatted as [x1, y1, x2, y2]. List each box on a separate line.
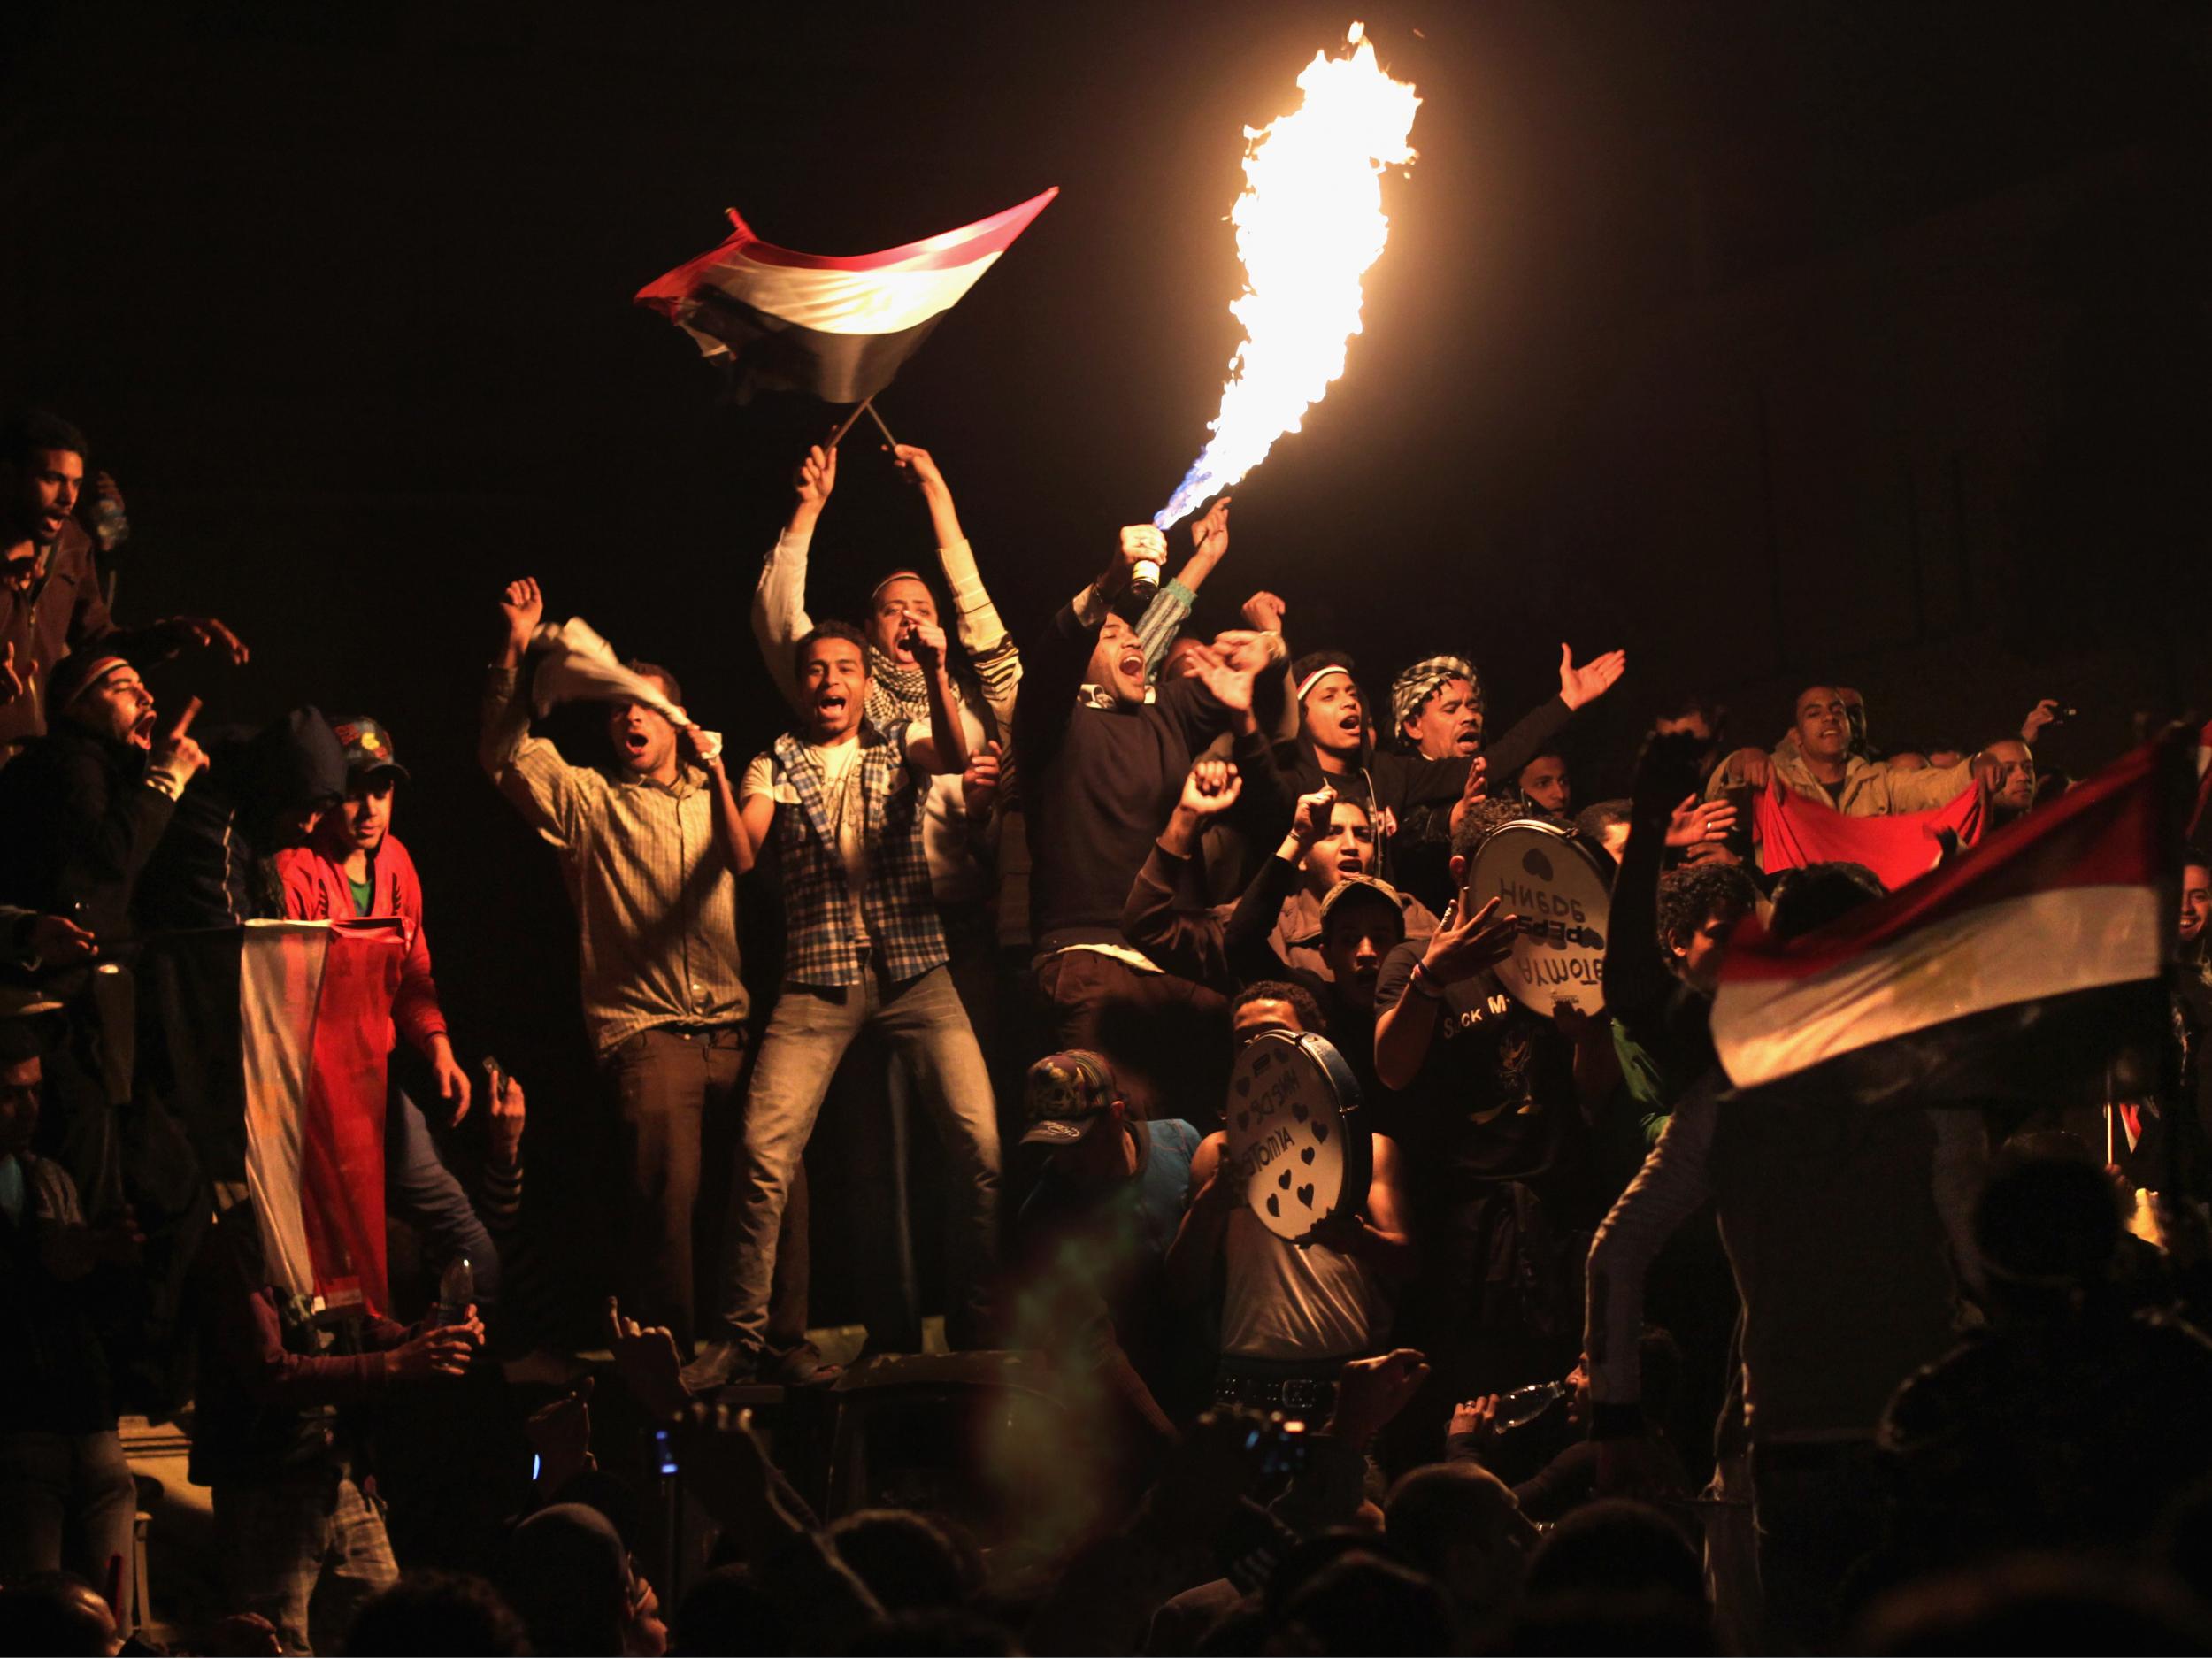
[6, 0, 2208, 1320]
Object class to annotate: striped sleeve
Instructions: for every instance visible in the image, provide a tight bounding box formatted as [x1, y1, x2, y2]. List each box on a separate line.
[1136, 579, 1197, 678]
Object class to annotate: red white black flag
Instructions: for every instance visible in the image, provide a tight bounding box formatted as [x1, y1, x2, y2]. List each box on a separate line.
[634, 187, 1058, 403]
[1711, 734, 2191, 1108]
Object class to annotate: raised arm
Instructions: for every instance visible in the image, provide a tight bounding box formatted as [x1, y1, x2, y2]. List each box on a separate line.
[692, 730, 756, 878]
[1119, 759, 1246, 985]
[1373, 888, 1518, 1091]
[1012, 528, 1152, 780]
[1135, 496, 1231, 674]
[480, 577, 586, 850]
[751, 445, 834, 718]
[895, 442, 1024, 743]
[1481, 644, 1630, 788]
[1606, 733, 1701, 1028]
[904, 619, 971, 777]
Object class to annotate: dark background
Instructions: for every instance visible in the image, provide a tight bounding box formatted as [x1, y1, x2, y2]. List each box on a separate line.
[5, 0, 2208, 1329]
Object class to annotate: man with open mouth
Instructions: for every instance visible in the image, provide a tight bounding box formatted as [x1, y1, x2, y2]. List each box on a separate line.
[686, 614, 1000, 1391]
[0, 410, 248, 767]
[482, 576, 824, 1384]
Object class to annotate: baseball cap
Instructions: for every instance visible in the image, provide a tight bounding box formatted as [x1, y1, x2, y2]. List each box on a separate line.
[328, 716, 411, 781]
[1316, 874, 1410, 941]
[1020, 1049, 1118, 1145]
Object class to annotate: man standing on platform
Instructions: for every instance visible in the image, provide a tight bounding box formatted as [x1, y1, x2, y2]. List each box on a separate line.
[480, 578, 819, 1377]
[686, 618, 1000, 1390]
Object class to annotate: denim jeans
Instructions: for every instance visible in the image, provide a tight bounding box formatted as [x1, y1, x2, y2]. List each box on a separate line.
[0, 1429, 138, 1597]
[385, 1086, 500, 1312]
[717, 964, 1000, 1356]
[213, 1467, 396, 1655]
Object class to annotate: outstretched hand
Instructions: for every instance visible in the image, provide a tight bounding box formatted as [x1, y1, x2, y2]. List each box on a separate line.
[1423, 892, 1518, 986]
[1664, 794, 1738, 848]
[2021, 697, 2062, 743]
[1558, 644, 1626, 710]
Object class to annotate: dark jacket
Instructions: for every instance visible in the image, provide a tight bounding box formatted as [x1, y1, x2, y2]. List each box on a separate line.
[136, 708, 346, 933]
[188, 1203, 408, 1488]
[1017, 602, 1290, 950]
[0, 521, 118, 762]
[1279, 696, 1573, 911]
[0, 723, 175, 949]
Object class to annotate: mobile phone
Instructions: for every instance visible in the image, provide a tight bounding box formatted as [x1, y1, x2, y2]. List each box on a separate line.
[653, 1427, 678, 1478]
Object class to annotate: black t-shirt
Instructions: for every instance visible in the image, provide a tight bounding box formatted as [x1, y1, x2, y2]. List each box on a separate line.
[1374, 940, 1588, 1201]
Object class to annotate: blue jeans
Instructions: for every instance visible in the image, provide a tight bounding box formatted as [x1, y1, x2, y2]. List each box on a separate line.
[386, 1086, 499, 1313]
[0, 1429, 137, 1598]
[717, 965, 1000, 1355]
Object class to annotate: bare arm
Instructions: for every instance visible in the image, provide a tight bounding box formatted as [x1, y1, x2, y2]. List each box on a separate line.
[1164, 1133, 1236, 1307]
[700, 743, 756, 878]
[904, 620, 971, 777]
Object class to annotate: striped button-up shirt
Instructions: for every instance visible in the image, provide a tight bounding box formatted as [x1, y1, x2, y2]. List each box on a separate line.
[480, 665, 747, 1055]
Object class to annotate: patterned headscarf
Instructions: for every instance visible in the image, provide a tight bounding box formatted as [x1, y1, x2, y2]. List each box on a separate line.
[1389, 654, 1483, 748]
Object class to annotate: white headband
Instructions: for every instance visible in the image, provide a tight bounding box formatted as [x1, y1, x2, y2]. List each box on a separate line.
[1296, 664, 1353, 703]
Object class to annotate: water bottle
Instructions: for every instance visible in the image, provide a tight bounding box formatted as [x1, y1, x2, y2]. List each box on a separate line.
[1492, 1379, 1568, 1431]
[90, 492, 129, 555]
[434, 1256, 475, 1327]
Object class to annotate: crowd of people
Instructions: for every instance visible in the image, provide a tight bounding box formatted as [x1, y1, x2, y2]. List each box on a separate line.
[4, 403, 2212, 1655]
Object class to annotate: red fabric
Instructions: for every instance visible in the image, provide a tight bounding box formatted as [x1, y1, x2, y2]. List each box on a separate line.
[1724, 735, 2180, 987]
[277, 834, 446, 1056]
[1750, 776, 1985, 892]
[297, 924, 403, 1315]
[639, 187, 1058, 290]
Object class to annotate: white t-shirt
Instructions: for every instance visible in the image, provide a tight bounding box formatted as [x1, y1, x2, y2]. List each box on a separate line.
[742, 739, 872, 948]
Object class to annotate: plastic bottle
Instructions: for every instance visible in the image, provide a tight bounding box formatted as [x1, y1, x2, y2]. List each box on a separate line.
[434, 1256, 475, 1326]
[1491, 1379, 1568, 1431]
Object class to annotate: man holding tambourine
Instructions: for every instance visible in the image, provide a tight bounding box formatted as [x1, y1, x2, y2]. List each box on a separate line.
[1164, 984, 1418, 1419]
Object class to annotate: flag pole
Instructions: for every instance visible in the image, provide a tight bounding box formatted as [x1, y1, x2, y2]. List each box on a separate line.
[824, 398, 873, 449]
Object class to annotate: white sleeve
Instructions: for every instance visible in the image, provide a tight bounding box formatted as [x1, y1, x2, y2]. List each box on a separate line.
[739, 751, 779, 803]
[1586, 1072, 1720, 1408]
[751, 526, 816, 718]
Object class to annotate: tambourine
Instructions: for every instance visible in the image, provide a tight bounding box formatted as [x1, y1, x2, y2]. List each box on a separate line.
[1465, 818, 1612, 1017]
[1225, 1030, 1371, 1243]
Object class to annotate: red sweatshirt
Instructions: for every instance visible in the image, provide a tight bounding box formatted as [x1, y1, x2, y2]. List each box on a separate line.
[275, 833, 447, 1056]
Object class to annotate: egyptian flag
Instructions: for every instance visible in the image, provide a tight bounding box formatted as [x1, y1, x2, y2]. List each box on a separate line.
[1710, 734, 2191, 1108]
[151, 920, 404, 1312]
[634, 188, 1057, 403]
[1748, 778, 1985, 891]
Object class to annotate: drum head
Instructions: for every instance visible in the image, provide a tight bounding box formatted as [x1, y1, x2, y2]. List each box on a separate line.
[1224, 1030, 1370, 1242]
[1465, 819, 1611, 1017]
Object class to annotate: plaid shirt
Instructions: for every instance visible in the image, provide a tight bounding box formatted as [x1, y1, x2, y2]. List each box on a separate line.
[770, 723, 946, 987]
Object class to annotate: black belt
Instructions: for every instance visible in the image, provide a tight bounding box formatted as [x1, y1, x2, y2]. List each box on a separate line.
[1212, 1352, 1366, 1417]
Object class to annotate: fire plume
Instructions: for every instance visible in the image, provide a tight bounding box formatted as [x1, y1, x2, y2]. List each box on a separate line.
[1155, 23, 1420, 529]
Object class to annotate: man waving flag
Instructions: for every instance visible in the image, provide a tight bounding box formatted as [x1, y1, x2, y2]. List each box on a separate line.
[635, 187, 1056, 403]
[1711, 732, 2193, 1110]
